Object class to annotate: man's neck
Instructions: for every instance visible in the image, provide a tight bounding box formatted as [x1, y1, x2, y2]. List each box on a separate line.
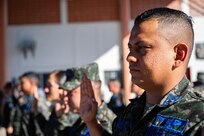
[145, 74, 184, 104]
[146, 90, 169, 104]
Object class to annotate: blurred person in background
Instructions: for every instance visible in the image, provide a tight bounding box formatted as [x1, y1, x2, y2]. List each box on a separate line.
[2, 79, 25, 136]
[9, 79, 24, 136]
[2, 81, 15, 136]
[19, 71, 45, 136]
[42, 70, 79, 136]
[59, 62, 116, 136]
[43, 70, 64, 120]
[107, 78, 125, 115]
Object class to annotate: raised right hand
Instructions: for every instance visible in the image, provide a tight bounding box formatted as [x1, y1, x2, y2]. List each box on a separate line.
[80, 75, 98, 123]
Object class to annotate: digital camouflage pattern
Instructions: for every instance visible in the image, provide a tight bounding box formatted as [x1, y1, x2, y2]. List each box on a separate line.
[60, 62, 100, 90]
[66, 102, 116, 136]
[37, 96, 53, 121]
[109, 76, 204, 136]
[57, 112, 80, 130]
[96, 102, 116, 134]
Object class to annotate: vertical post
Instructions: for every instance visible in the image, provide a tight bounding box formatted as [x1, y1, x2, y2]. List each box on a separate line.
[0, 0, 6, 89]
[181, 0, 190, 14]
[120, 0, 131, 105]
[60, 0, 67, 25]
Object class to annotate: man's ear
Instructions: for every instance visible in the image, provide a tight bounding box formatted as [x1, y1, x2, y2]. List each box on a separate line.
[173, 43, 188, 68]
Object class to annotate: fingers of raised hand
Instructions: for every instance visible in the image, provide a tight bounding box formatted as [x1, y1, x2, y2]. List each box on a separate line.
[80, 97, 98, 122]
[81, 75, 95, 98]
[33, 89, 39, 100]
[81, 75, 86, 97]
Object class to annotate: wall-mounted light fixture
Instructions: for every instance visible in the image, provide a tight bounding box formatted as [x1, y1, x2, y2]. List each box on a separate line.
[18, 40, 36, 59]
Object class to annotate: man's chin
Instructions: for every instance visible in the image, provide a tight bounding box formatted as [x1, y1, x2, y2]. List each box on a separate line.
[132, 78, 144, 85]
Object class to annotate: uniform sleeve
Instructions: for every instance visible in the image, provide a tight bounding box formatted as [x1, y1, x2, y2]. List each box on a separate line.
[96, 102, 116, 134]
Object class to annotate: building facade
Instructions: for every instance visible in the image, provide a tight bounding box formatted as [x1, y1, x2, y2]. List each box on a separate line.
[0, 0, 204, 102]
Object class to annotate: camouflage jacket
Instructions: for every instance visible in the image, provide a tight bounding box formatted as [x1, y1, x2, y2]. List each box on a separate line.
[96, 101, 116, 133]
[65, 101, 116, 136]
[57, 112, 80, 130]
[110, 76, 204, 136]
[37, 97, 54, 121]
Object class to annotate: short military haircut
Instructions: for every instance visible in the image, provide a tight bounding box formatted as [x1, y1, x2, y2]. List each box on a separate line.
[49, 70, 66, 85]
[134, 7, 194, 57]
[20, 71, 40, 87]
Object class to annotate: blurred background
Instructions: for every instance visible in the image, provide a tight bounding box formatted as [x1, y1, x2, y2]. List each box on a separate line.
[0, 0, 204, 103]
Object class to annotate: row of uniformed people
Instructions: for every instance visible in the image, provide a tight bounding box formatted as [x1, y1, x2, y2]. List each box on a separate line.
[0, 63, 118, 136]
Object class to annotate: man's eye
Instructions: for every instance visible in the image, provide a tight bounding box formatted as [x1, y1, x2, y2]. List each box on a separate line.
[137, 45, 151, 50]
[128, 44, 132, 50]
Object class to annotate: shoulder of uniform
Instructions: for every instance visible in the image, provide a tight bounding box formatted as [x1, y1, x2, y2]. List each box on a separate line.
[97, 101, 116, 118]
[98, 101, 109, 111]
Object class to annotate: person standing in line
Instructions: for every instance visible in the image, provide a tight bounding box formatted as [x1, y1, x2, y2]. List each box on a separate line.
[19, 72, 45, 136]
[43, 70, 79, 136]
[79, 7, 204, 136]
[59, 63, 116, 136]
[107, 78, 125, 115]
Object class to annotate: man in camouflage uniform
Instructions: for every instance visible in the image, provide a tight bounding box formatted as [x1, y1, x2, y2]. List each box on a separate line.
[59, 62, 116, 135]
[42, 70, 80, 136]
[79, 8, 204, 136]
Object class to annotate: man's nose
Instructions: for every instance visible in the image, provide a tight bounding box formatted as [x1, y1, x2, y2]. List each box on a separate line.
[127, 54, 137, 63]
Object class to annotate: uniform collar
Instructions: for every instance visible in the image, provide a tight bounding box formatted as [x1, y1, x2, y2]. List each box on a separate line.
[130, 76, 191, 108]
[159, 76, 191, 107]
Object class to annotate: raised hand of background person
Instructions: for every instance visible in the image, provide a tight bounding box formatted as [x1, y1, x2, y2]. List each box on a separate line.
[55, 89, 69, 117]
[80, 75, 98, 123]
[33, 88, 39, 100]
[33, 88, 39, 113]
[6, 126, 13, 135]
